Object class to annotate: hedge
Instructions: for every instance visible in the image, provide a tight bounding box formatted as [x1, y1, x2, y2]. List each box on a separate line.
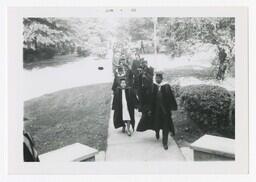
[179, 84, 233, 137]
[23, 48, 57, 62]
[171, 84, 181, 98]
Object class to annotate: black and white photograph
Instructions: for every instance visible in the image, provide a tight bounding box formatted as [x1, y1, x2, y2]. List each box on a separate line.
[23, 16, 236, 162]
[6, 7, 248, 175]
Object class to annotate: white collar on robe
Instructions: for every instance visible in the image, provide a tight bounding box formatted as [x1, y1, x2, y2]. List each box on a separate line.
[154, 81, 169, 87]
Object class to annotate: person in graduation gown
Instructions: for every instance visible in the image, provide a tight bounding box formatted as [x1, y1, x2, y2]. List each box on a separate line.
[112, 79, 139, 136]
[131, 53, 142, 92]
[136, 59, 154, 111]
[137, 72, 177, 150]
[112, 58, 133, 92]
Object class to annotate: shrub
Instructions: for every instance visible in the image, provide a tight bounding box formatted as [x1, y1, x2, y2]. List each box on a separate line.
[77, 46, 91, 57]
[171, 84, 181, 98]
[179, 84, 232, 134]
[38, 47, 57, 59]
[23, 47, 57, 63]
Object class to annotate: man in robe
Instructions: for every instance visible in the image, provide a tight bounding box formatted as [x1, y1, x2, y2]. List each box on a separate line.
[137, 72, 177, 150]
[112, 79, 138, 136]
[131, 53, 142, 95]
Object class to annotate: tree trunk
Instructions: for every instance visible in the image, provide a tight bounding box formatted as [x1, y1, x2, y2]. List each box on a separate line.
[34, 37, 37, 50]
[216, 46, 227, 80]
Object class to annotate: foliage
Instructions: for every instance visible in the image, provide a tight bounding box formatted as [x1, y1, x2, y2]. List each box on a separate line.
[23, 18, 77, 51]
[77, 46, 90, 57]
[127, 18, 154, 41]
[23, 18, 112, 61]
[23, 17, 154, 62]
[157, 17, 235, 79]
[171, 84, 181, 98]
[179, 84, 234, 138]
[115, 18, 153, 41]
[114, 18, 154, 52]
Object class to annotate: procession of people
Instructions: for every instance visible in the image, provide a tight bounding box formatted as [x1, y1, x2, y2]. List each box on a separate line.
[111, 43, 177, 150]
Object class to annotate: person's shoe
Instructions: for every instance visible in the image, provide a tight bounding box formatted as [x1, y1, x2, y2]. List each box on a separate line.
[122, 126, 126, 133]
[127, 129, 132, 136]
[163, 144, 168, 150]
[155, 132, 160, 140]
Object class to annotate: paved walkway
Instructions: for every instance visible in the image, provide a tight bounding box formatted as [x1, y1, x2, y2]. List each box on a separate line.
[106, 110, 185, 161]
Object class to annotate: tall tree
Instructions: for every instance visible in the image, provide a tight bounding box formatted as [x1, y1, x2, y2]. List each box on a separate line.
[157, 17, 235, 80]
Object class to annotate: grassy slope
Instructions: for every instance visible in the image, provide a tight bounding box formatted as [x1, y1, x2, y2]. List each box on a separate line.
[24, 83, 112, 155]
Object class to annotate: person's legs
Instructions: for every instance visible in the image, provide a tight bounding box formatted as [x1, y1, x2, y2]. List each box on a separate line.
[122, 125, 126, 133]
[155, 130, 160, 140]
[162, 116, 169, 150]
[130, 119, 135, 132]
[126, 120, 132, 136]
[162, 128, 169, 150]
[169, 117, 175, 136]
[122, 120, 126, 133]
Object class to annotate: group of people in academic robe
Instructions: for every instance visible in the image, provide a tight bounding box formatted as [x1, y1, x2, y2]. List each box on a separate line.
[111, 53, 177, 150]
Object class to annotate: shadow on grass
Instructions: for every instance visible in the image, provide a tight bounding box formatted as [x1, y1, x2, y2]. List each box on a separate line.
[24, 83, 112, 155]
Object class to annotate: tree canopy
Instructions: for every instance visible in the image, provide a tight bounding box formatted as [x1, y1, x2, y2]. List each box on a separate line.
[157, 17, 235, 79]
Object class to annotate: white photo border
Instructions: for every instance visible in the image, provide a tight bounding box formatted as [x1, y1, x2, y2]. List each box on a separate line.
[7, 7, 248, 174]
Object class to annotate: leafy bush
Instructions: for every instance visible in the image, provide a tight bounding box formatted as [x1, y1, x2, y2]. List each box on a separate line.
[77, 46, 90, 57]
[171, 84, 181, 98]
[38, 47, 57, 59]
[179, 85, 232, 135]
[23, 47, 57, 62]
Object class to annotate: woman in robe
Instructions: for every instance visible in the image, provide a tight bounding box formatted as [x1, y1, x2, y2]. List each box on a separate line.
[112, 79, 139, 136]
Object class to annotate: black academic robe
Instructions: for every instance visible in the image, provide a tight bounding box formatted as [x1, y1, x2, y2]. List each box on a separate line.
[112, 87, 138, 130]
[136, 83, 177, 133]
[136, 66, 154, 109]
[131, 60, 142, 90]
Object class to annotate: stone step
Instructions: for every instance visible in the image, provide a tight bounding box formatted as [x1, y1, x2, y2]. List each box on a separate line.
[190, 134, 235, 161]
[39, 143, 98, 162]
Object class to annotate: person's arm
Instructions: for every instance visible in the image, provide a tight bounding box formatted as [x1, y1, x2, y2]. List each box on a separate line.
[112, 90, 117, 110]
[166, 84, 178, 111]
[112, 77, 118, 92]
[131, 88, 139, 109]
[148, 85, 156, 115]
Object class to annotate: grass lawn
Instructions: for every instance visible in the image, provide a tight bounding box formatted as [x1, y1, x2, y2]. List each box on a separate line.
[165, 66, 215, 82]
[172, 107, 204, 147]
[24, 83, 112, 155]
